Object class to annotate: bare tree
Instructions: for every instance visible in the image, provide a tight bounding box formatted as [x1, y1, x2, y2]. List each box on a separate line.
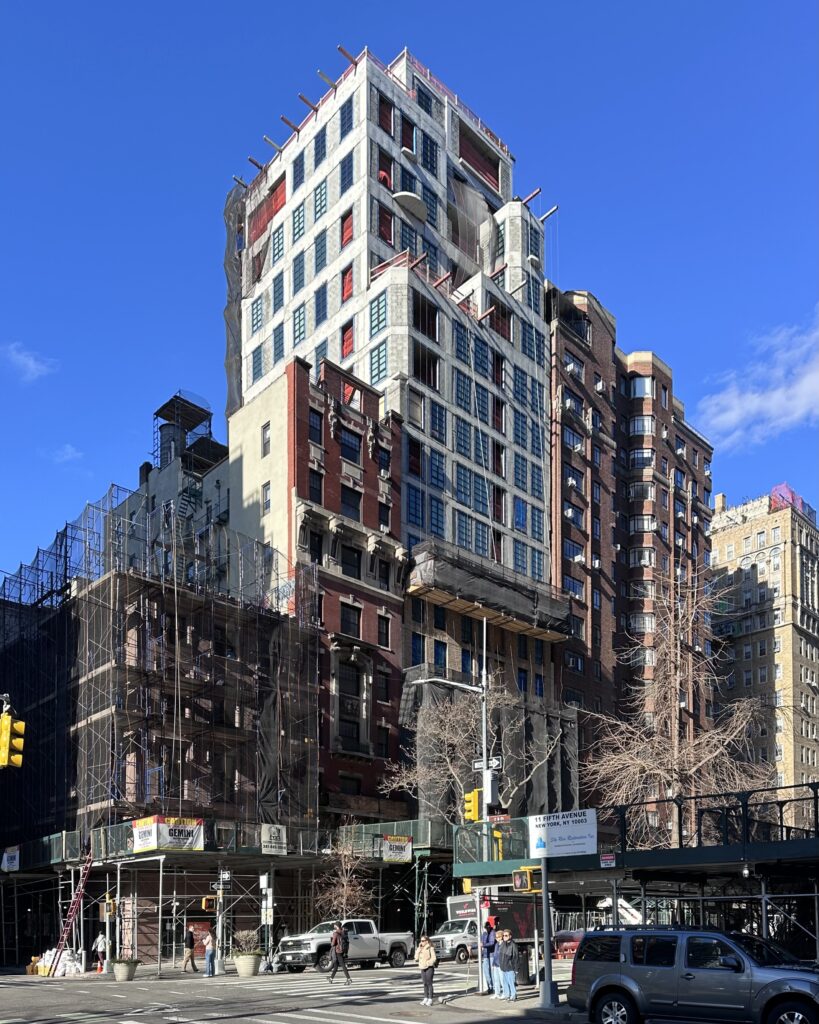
[380, 676, 561, 824]
[313, 831, 375, 921]
[583, 565, 773, 848]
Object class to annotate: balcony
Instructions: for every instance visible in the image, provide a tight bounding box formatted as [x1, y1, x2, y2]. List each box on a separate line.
[407, 539, 570, 640]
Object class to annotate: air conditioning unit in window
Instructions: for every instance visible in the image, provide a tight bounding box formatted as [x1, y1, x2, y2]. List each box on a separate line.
[379, 524, 389, 534]
[592, 555, 601, 569]
[564, 508, 574, 518]
[661, 426, 669, 439]
[676, 537, 684, 547]
[573, 442, 584, 453]
[640, 558, 652, 567]
[573, 554, 586, 565]
[613, 543, 621, 552]
[595, 380, 606, 393]
[692, 514, 699, 524]
[676, 510, 685, 519]
[564, 397, 574, 409]
[567, 477, 578, 489]
[379, 468, 390, 479]
[694, 643, 703, 653]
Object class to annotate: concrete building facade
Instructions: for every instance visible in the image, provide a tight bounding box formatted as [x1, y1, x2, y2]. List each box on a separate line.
[711, 483, 819, 802]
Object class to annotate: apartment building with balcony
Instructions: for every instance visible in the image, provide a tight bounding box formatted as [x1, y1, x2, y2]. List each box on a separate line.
[548, 286, 715, 777]
[223, 47, 573, 818]
[711, 483, 819, 800]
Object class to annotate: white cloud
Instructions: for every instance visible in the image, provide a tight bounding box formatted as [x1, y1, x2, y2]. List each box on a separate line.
[697, 308, 819, 453]
[1, 342, 57, 383]
[51, 443, 83, 464]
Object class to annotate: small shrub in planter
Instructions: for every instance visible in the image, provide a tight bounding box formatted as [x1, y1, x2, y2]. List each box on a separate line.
[232, 929, 263, 978]
[112, 957, 140, 981]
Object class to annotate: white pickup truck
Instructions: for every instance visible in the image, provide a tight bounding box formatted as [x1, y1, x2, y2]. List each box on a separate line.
[277, 919, 414, 973]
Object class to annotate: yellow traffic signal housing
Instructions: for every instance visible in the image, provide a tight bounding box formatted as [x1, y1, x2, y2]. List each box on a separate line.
[512, 867, 543, 892]
[201, 896, 217, 912]
[462, 878, 472, 894]
[0, 713, 25, 768]
[463, 788, 481, 822]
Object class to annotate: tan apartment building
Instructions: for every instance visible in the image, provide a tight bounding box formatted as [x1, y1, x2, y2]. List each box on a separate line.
[711, 483, 819, 808]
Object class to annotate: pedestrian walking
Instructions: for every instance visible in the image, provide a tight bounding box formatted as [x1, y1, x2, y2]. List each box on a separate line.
[327, 921, 351, 985]
[182, 924, 199, 973]
[92, 931, 106, 972]
[417, 934, 438, 1007]
[498, 929, 519, 1001]
[203, 927, 215, 977]
[480, 919, 497, 994]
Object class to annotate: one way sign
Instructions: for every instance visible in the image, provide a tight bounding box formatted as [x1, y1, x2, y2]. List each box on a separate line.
[472, 756, 503, 771]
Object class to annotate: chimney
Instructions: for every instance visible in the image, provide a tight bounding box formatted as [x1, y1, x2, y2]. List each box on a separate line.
[139, 461, 153, 487]
[714, 492, 727, 513]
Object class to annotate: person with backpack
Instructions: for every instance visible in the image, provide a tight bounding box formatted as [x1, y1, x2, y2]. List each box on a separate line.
[497, 928, 520, 1001]
[328, 921, 351, 985]
[417, 934, 438, 1006]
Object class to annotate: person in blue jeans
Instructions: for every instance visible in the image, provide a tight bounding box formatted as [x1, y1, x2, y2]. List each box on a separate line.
[490, 936, 504, 999]
[480, 919, 497, 994]
[203, 928, 215, 977]
[498, 929, 519, 1001]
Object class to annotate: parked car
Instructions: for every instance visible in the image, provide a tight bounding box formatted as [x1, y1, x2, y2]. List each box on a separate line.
[277, 919, 414, 973]
[567, 925, 819, 1024]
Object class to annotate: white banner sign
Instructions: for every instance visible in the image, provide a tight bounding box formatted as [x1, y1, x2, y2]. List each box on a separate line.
[261, 823, 288, 856]
[528, 809, 597, 859]
[132, 816, 204, 853]
[1, 846, 19, 872]
[382, 834, 413, 863]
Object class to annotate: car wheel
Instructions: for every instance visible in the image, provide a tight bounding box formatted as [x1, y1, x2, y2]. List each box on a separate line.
[389, 948, 407, 968]
[285, 965, 306, 974]
[767, 1001, 819, 1024]
[455, 946, 469, 964]
[316, 951, 332, 973]
[595, 992, 639, 1024]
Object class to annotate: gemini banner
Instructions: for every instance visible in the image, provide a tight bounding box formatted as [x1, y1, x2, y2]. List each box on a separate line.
[132, 816, 205, 853]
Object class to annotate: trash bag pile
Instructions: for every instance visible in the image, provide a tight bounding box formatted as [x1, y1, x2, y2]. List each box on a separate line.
[36, 947, 83, 976]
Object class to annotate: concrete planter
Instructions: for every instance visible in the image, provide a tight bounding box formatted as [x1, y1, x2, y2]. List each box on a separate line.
[234, 954, 261, 978]
[113, 961, 138, 982]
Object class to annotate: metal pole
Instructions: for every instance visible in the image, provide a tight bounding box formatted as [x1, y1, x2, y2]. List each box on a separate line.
[156, 855, 164, 977]
[612, 879, 620, 927]
[115, 862, 121, 959]
[79, 871, 85, 973]
[13, 878, 19, 966]
[539, 857, 556, 1009]
[475, 887, 485, 994]
[813, 881, 819, 962]
[641, 882, 647, 925]
[215, 862, 225, 975]
[104, 872, 112, 975]
[481, 617, 489, 820]
[171, 870, 178, 969]
[761, 877, 768, 938]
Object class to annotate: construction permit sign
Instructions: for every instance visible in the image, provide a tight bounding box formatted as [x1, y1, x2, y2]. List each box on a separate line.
[132, 816, 204, 853]
[382, 835, 413, 863]
[527, 809, 597, 859]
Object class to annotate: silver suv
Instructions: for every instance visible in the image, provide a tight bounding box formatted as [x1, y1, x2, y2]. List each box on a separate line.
[567, 926, 819, 1024]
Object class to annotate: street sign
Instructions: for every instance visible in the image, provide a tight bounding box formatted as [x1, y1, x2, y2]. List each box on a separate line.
[472, 756, 503, 771]
[527, 809, 597, 859]
[210, 882, 231, 893]
[600, 853, 616, 869]
[220, 870, 232, 882]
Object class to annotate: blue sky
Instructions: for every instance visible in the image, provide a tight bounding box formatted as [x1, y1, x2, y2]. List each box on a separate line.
[1, 1, 817, 576]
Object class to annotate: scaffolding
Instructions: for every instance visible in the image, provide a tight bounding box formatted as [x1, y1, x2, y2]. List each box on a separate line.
[0, 481, 321, 847]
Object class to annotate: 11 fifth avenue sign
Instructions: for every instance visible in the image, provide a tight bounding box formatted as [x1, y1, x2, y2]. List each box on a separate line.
[527, 809, 597, 859]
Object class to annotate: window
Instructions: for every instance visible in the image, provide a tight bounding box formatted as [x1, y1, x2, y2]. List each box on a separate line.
[455, 464, 472, 506]
[577, 937, 621, 963]
[514, 540, 528, 574]
[292, 202, 305, 242]
[531, 507, 544, 542]
[408, 388, 424, 426]
[429, 495, 445, 537]
[474, 384, 489, 422]
[251, 344, 263, 383]
[378, 93, 393, 134]
[340, 208, 353, 248]
[531, 465, 544, 499]
[272, 271, 284, 312]
[308, 407, 323, 444]
[411, 632, 424, 665]
[563, 574, 584, 599]
[273, 323, 284, 362]
[339, 97, 353, 138]
[514, 496, 528, 533]
[412, 342, 439, 389]
[517, 668, 528, 694]
[377, 203, 393, 244]
[314, 126, 327, 165]
[401, 113, 416, 151]
[340, 427, 361, 464]
[341, 320, 354, 359]
[340, 484, 361, 521]
[261, 481, 271, 513]
[631, 935, 678, 968]
[630, 448, 655, 469]
[314, 179, 327, 220]
[370, 341, 388, 385]
[309, 530, 322, 564]
[685, 937, 735, 971]
[376, 726, 390, 759]
[430, 402, 446, 443]
[407, 484, 424, 527]
[308, 469, 323, 504]
[423, 185, 438, 227]
[630, 376, 653, 398]
[429, 449, 446, 489]
[454, 370, 471, 411]
[413, 289, 438, 341]
[315, 284, 328, 325]
[339, 603, 361, 638]
[378, 502, 390, 530]
[340, 151, 353, 193]
[401, 219, 417, 255]
[341, 264, 354, 302]
[370, 291, 388, 336]
[293, 304, 306, 345]
[421, 132, 438, 175]
[292, 251, 305, 293]
[261, 421, 271, 457]
[377, 614, 390, 648]
[433, 639, 447, 670]
[291, 150, 305, 191]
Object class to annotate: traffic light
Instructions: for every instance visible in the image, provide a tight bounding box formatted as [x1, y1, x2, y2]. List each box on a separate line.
[462, 878, 472, 894]
[463, 788, 480, 822]
[201, 896, 217, 912]
[512, 869, 532, 891]
[0, 713, 25, 768]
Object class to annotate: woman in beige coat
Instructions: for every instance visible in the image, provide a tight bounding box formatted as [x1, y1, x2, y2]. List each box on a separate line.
[417, 934, 438, 1006]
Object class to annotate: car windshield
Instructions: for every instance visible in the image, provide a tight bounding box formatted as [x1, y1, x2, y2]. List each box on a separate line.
[307, 922, 335, 934]
[435, 921, 470, 935]
[730, 933, 801, 966]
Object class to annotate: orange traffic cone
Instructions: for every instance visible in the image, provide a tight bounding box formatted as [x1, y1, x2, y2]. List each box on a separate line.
[96, 963, 102, 974]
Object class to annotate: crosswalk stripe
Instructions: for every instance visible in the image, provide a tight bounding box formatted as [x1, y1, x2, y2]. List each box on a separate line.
[302, 1008, 433, 1024]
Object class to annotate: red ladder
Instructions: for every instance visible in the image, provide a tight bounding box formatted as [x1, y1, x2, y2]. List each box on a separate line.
[48, 848, 94, 977]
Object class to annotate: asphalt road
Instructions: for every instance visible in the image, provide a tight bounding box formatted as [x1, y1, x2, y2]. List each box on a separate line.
[0, 960, 575, 1024]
